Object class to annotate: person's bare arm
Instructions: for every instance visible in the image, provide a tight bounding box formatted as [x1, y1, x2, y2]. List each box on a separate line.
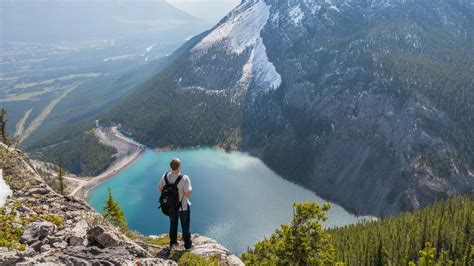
[158, 176, 164, 192]
[184, 176, 192, 197]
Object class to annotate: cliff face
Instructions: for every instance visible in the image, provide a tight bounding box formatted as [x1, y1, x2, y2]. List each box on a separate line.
[0, 145, 243, 265]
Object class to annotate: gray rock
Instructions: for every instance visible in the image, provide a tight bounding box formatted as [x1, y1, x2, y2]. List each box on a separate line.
[18, 247, 36, 257]
[69, 235, 88, 247]
[29, 241, 43, 252]
[87, 226, 123, 248]
[40, 244, 51, 253]
[68, 220, 89, 246]
[47, 236, 63, 244]
[124, 241, 151, 258]
[20, 221, 56, 244]
[52, 241, 68, 249]
[226, 254, 245, 266]
[27, 188, 50, 195]
[154, 234, 244, 265]
[136, 258, 177, 265]
[0, 247, 21, 264]
[73, 220, 89, 235]
[16, 205, 36, 216]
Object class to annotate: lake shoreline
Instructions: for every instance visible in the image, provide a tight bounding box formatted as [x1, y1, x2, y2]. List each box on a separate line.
[76, 147, 146, 200]
[70, 126, 146, 200]
[81, 129, 375, 220]
[87, 148, 370, 255]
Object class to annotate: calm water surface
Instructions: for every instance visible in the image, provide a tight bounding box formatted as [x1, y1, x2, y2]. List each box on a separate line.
[88, 148, 363, 254]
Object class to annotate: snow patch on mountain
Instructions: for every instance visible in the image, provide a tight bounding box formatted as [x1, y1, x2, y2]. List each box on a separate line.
[193, 0, 282, 94]
[193, 0, 271, 54]
[235, 37, 282, 99]
[304, 0, 322, 14]
[289, 4, 304, 25]
[251, 37, 282, 90]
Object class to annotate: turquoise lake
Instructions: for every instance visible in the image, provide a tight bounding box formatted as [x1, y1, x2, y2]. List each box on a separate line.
[87, 148, 364, 254]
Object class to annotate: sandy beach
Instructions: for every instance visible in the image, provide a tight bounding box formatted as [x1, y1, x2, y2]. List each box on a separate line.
[71, 126, 146, 199]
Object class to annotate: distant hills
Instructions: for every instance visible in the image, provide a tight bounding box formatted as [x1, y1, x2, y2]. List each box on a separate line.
[31, 0, 474, 216]
[1, 0, 212, 149]
[1, 0, 197, 44]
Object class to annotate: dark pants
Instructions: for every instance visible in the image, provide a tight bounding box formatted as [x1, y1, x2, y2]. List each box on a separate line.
[169, 207, 192, 249]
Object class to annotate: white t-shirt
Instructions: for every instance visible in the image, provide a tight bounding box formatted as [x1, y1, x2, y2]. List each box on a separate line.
[159, 172, 192, 211]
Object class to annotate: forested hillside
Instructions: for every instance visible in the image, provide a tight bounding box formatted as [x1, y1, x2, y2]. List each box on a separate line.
[243, 196, 473, 265]
[330, 196, 473, 265]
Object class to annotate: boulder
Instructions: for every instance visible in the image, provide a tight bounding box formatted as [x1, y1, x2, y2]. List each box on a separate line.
[20, 221, 56, 244]
[52, 241, 68, 249]
[27, 188, 50, 195]
[87, 226, 123, 248]
[40, 244, 51, 253]
[227, 254, 245, 266]
[29, 241, 43, 253]
[67, 220, 89, 246]
[154, 234, 244, 265]
[124, 241, 151, 258]
[69, 235, 88, 247]
[0, 248, 21, 264]
[46, 236, 63, 244]
[15, 205, 36, 216]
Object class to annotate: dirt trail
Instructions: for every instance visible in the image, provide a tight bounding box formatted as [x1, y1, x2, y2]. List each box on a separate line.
[14, 108, 32, 139]
[18, 86, 75, 145]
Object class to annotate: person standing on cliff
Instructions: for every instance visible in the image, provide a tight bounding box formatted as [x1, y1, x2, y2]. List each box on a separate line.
[158, 158, 193, 249]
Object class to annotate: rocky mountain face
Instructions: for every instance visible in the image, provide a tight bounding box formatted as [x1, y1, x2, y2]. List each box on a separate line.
[0, 145, 243, 265]
[95, 0, 474, 216]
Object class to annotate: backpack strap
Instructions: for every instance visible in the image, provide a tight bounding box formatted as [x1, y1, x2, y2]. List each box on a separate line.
[174, 174, 183, 186]
[164, 172, 170, 185]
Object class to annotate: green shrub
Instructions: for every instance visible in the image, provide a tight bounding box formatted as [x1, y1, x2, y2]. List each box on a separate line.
[243, 202, 335, 265]
[145, 235, 171, 248]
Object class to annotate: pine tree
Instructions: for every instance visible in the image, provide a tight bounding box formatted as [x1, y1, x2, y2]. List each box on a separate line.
[437, 250, 453, 266]
[418, 242, 436, 266]
[103, 188, 127, 230]
[0, 109, 10, 145]
[58, 166, 65, 195]
[243, 202, 335, 265]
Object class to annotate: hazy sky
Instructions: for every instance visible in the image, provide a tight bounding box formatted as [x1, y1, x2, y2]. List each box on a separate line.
[167, 0, 240, 23]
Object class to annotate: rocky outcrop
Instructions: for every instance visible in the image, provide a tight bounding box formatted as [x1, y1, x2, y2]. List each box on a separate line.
[0, 145, 243, 265]
[154, 234, 244, 266]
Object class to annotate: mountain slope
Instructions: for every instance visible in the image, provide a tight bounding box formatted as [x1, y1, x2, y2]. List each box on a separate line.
[39, 0, 474, 216]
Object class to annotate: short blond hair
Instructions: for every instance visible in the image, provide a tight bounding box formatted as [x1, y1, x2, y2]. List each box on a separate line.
[170, 158, 181, 171]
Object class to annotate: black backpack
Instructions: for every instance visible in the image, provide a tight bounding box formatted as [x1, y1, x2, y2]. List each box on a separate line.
[159, 172, 183, 216]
